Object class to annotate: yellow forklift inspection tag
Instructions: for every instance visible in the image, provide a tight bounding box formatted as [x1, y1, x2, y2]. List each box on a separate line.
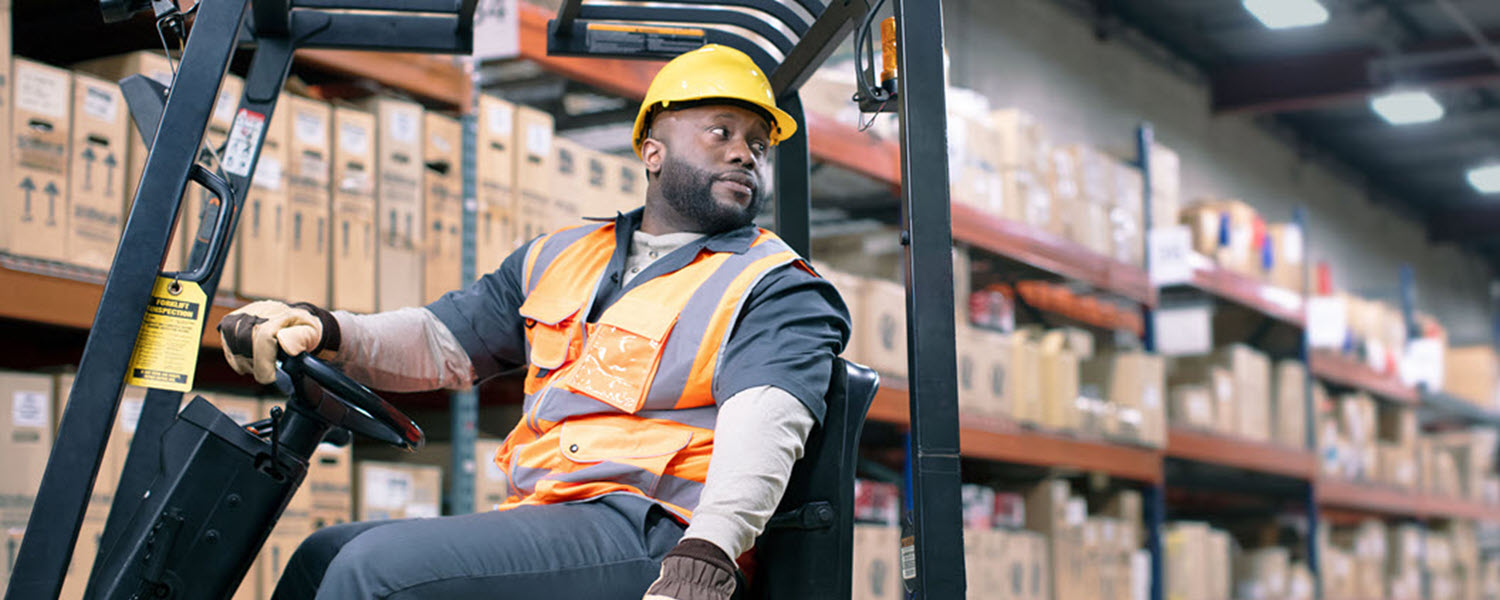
[126, 277, 207, 392]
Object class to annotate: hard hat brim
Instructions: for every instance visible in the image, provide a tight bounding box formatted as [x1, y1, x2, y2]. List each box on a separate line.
[632, 96, 798, 157]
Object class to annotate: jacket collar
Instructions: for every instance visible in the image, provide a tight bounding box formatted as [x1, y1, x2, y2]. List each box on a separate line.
[595, 207, 760, 255]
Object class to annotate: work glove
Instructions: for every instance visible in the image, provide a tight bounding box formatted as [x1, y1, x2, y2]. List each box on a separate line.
[643, 539, 737, 600]
[217, 300, 340, 384]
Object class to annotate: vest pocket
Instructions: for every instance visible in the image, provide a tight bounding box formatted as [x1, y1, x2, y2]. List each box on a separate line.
[519, 297, 583, 371]
[556, 416, 694, 496]
[565, 298, 675, 413]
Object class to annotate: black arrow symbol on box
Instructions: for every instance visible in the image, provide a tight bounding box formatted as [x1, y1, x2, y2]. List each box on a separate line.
[81, 146, 96, 191]
[104, 153, 118, 195]
[19, 177, 34, 222]
[44, 181, 60, 226]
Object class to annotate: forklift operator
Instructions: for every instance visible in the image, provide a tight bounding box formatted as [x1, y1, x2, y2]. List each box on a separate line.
[216, 44, 850, 600]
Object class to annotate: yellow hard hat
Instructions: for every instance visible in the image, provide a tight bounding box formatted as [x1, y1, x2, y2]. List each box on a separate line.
[632, 44, 798, 157]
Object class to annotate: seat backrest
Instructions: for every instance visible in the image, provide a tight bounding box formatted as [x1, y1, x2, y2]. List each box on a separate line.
[749, 358, 880, 599]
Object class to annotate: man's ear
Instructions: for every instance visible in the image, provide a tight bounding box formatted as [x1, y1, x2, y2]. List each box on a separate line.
[640, 136, 666, 177]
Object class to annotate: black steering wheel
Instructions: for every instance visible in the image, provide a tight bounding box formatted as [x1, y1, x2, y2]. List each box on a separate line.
[277, 353, 424, 451]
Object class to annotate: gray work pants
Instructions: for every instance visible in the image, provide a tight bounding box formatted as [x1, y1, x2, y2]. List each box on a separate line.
[271, 494, 684, 600]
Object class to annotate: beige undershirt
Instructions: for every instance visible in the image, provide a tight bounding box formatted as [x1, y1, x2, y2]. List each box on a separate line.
[328, 230, 816, 559]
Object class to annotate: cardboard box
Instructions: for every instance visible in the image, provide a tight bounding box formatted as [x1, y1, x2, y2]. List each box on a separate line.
[0, 372, 55, 538]
[513, 105, 553, 244]
[330, 106, 378, 313]
[1026, 479, 1082, 600]
[1037, 330, 1080, 432]
[422, 112, 463, 304]
[856, 278, 908, 378]
[1165, 522, 1209, 600]
[73, 52, 174, 233]
[1170, 345, 1270, 441]
[614, 154, 644, 214]
[1272, 360, 1307, 448]
[1081, 351, 1166, 447]
[171, 74, 243, 287]
[852, 524, 901, 600]
[972, 330, 1015, 420]
[1009, 335, 1042, 425]
[356, 461, 442, 521]
[548, 137, 588, 231]
[990, 109, 1049, 176]
[998, 168, 1050, 229]
[237, 94, 292, 300]
[476, 94, 516, 277]
[369, 98, 425, 311]
[1444, 345, 1499, 408]
[252, 519, 309, 600]
[584, 150, 615, 220]
[1267, 222, 1304, 294]
[1148, 143, 1180, 234]
[4, 60, 71, 262]
[955, 327, 992, 419]
[284, 96, 332, 305]
[66, 72, 128, 271]
[304, 442, 353, 525]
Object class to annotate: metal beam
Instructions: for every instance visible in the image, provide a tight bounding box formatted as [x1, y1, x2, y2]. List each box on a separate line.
[1211, 28, 1500, 115]
[769, 0, 866, 95]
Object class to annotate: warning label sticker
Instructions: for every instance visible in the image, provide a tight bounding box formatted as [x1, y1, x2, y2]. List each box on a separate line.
[222, 108, 267, 177]
[126, 277, 208, 392]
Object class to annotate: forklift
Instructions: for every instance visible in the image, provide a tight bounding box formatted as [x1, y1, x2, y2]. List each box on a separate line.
[5, 0, 964, 597]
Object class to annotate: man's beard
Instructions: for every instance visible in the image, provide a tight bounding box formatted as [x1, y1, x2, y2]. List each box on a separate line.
[658, 157, 767, 234]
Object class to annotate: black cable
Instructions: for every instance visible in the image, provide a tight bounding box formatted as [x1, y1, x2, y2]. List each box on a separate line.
[852, 0, 890, 106]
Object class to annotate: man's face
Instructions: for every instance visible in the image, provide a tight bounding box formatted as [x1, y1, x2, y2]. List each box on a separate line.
[642, 104, 773, 234]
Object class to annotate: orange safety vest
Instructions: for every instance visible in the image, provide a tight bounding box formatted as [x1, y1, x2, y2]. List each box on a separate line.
[492, 221, 806, 521]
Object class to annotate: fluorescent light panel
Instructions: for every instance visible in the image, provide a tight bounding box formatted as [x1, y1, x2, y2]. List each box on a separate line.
[1468, 165, 1500, 194]
[1370, 91, 1445, 125]
[1242, 0, 1330, 29]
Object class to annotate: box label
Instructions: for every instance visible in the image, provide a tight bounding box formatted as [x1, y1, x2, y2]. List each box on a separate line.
[486, 103, 514, 137]
[125, 278, 208, 392]
[295, 112, 326, 146]
[120, 399, 143, 434]
[16, 68, 67, 119]
[389, 110, 418, 145]
[82, 84, 119, 123]
[526, 123, 552, 158]
[339, 121, 371, 156]
[253, 155, 284, 191]
[223, 109, 268, 177]
[12, 391, 50, 429]
[213, 88, 239, 124]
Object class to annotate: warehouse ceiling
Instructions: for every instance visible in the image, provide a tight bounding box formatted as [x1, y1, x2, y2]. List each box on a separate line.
[1075, 0, 1500, 262]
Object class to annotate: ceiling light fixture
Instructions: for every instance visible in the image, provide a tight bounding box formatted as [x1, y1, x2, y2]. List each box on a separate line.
[1468, 164, 1500, 194]
[1370, 90, 1445, 125]
[1242, 0, 1330, 29]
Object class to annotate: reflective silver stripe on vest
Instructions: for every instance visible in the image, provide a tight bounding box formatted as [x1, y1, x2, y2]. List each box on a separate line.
[654, 473, 705, 511]
[524, 223, 609, 296]
[510, 464, 551, 495]
[522, 463, 706, 512]
[525, 388, 721, 430]
[643, 238, 797, 409]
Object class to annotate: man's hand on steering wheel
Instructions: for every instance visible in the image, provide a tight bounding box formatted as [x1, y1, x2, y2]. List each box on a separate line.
[217, 300, 341, 384]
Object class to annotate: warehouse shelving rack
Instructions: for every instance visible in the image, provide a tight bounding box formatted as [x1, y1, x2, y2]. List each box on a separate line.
[3, 1, 1500, 598]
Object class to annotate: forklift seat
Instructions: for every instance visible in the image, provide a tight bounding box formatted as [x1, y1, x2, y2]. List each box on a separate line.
[742, 358, 880, 599]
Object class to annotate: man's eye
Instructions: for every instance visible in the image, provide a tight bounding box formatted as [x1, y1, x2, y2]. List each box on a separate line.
[710, 126, 729, 138]
[751, 142, 768, 154]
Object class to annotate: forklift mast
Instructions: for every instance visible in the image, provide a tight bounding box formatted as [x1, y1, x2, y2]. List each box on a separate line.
[7, 0, 964, 597]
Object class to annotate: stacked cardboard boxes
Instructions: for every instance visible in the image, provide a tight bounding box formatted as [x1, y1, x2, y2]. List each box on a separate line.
[66, 72, 129, 271]
[330, 107, 378, 313]
[369, 98, 425, 311]
[0, 372, 55, 595]
[1167, 344, 1272, 442]
[512, 104, 553, 245]
[3, 60, 72, 263]
[421, 112, 462, 304]
[475, 94, 516, 278]
[285, 96, 332, 305]
[1164, 521, 1232, 600]
[355, 460, 442, 521]
[238, 94, 292, 300]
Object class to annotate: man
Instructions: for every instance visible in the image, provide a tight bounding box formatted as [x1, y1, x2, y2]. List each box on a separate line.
[217, 44, 849, 600]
